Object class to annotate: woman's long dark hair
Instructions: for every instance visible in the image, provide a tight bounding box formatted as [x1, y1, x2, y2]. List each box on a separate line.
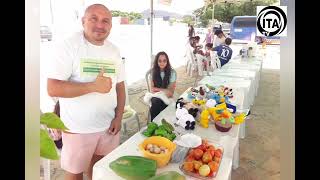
[152, 51, 172, 89]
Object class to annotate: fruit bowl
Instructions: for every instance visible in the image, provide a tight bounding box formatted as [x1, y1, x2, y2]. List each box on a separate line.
[139, 136, 176, 167]
[179, 140, 224, 179]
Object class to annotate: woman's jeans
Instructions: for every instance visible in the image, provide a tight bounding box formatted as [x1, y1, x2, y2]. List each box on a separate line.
[150, 97, 168, 121]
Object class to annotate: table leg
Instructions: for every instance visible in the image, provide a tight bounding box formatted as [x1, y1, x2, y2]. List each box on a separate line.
[232, 139, 239, 170]
[240, 121, 246, 139]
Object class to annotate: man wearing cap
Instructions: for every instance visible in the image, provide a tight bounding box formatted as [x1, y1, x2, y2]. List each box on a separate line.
[47, 4, 125, 180]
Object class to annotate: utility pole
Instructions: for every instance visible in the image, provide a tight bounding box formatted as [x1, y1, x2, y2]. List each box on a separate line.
[212, 0, 215, 27]
[150, 0, 154, 68]
[49, 0, 54, 24]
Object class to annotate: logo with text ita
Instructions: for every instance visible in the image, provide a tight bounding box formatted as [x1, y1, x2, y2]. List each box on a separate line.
[256, 6, 287, 37]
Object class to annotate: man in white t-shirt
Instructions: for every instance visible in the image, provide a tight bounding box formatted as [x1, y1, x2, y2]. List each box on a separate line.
[47, 4, 125, 180]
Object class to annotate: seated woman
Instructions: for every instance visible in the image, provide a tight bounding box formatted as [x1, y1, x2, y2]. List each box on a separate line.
[150, 51, 177, 121]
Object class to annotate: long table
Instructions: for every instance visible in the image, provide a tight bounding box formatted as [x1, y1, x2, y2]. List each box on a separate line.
[93, 102, 241, 180]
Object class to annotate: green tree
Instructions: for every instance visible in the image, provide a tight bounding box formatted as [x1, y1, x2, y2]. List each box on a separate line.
[111, 10, 143, 23]
[193, 0, 279, 26]
[182, 15, 195, 26]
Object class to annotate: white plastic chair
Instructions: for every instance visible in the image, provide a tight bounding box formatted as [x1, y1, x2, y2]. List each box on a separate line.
[121, 57, 141, 135]
[209, 51, 221, 72]
[122, 81, 141, 135]
[186, 44, 199, 77]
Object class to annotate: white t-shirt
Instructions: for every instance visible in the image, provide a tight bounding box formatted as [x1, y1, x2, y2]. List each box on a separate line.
[213, 35, 226, 47]
[46, 31, 125, 133]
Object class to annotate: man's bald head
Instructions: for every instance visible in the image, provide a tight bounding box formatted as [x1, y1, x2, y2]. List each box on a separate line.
[84, 4, 111, 18]
[82, 4, 112, 45]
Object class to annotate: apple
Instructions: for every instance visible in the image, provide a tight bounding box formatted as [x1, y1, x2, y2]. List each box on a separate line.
[199, 164, 211, 177]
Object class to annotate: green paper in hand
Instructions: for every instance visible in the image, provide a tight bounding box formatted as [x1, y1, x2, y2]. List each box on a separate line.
[40, 113, 68, 130]
[40, 129, 59, 160]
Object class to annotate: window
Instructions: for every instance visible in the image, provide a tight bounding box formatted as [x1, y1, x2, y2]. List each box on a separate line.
[233, 18, 256, 27]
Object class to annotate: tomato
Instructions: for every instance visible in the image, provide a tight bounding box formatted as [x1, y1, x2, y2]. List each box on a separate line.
[202, 139, 209, 148]
[183, 161, 194, 172]
[208, 171, 214, 177]
[193, 160, 203, 170]
[207, 145, 215, 151]
[208, 161, 219, 172]
[213, 156, 221, 163]
[188, 149, 195, 156]
[195, 144, 207, 152]
[185, 154, 195, 162]
[202, 152, 213, 163]
[206, 149, 215, 157]
[215, 149, 222, 158]
[193, 149, 204, 160]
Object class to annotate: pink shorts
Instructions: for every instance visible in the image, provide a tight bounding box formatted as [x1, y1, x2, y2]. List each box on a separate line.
[60, 131, 120, 174]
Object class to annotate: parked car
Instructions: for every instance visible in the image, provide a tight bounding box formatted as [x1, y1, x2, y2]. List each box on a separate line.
[229, 16, 280, 44]
[222, 23, 230, 35]
[195, 28, 207, 35]
[40, 26, 52, 41]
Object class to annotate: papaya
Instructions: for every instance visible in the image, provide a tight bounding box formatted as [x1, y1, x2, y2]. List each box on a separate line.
[109, 156, 157, 180]
[146, 171, 186, 180]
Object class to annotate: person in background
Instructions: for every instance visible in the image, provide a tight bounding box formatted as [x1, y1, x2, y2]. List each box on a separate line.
[188, 24, 195, 38]
[191, 36, 205, 55]
[150, 51, 177, 121]
[213, 37, 233, 67]
[213, 29, 226, 47]
[203, 28, 213, 45]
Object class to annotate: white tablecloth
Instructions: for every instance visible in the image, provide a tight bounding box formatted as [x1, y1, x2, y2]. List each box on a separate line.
[212, 69, 258, 97]
[221, 62, 262, 96]
[93, 103, 239, 180]
[197, 76, 253, 110]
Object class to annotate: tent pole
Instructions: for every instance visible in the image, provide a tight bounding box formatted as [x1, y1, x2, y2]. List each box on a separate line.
[150, 0, 154, 67]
